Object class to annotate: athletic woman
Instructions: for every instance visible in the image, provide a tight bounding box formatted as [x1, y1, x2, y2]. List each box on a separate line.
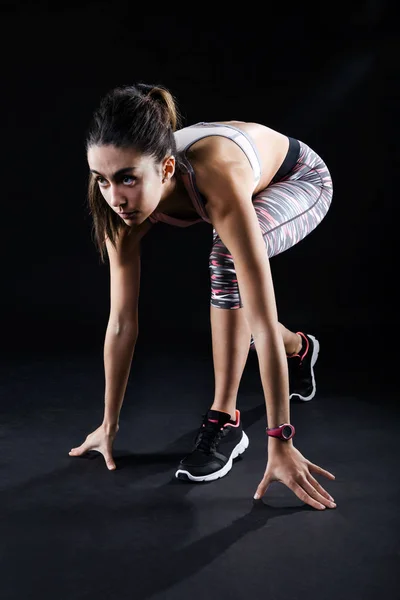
[69, 83, 336, 510]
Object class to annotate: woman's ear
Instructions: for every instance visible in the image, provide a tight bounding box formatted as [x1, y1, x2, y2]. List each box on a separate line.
[162, 155, 176, 182]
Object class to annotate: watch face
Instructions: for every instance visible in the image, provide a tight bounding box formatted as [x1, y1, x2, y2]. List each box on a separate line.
[282, 425, 293, 439]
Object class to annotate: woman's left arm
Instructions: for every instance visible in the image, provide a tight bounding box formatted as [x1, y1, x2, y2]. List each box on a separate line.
[199, 157, 336, 510]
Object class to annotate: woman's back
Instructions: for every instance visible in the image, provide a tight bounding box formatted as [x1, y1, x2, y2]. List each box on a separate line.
[178, 120, 290, 194]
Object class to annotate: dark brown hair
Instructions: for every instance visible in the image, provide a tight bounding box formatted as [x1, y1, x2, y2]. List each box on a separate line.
[85, 83, 182, 263]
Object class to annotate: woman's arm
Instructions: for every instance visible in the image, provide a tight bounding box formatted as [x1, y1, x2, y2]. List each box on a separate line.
[102, 228, 144, 429]
[195, 145, 336, 510]
[203, 171, 290, 431]
[103, 323, 138, 429]
[68, 227, 147, 471]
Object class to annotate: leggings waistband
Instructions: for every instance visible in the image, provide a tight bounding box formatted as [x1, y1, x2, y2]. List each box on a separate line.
[271, 136, 300, 183]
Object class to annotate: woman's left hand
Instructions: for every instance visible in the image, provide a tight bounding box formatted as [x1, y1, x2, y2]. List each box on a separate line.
[253, 441, 337, 510]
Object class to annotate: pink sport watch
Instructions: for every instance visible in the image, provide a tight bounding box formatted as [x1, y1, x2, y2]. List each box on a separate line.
[266, 423, 295, 440]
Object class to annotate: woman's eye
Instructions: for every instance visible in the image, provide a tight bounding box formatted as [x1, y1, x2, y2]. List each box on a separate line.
[122, 176, 136, 185]
[95, 176, 136, 186]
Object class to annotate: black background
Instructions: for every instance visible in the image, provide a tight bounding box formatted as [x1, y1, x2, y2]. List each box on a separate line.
[1, 3, 399, 600]
[1, 0, 397, 361]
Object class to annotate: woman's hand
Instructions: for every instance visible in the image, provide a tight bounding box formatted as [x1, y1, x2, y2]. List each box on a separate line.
[253, 441, 336, 510]
[68, 423, 120, 471]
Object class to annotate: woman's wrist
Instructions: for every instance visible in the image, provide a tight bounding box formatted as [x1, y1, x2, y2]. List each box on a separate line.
[267, 435, 294, 451]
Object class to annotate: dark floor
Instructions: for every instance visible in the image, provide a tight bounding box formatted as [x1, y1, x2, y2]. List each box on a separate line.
[1, 326, 399, 600]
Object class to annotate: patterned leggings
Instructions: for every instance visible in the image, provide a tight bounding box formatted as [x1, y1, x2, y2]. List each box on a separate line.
[208, 140, 333, 349]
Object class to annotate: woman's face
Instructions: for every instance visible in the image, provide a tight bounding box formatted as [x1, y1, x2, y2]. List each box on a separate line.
[87, 144, 174, 224]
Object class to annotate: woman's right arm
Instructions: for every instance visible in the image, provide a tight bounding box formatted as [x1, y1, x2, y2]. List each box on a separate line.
[68, 223, 153, 469]
[102, 230, 142, 431]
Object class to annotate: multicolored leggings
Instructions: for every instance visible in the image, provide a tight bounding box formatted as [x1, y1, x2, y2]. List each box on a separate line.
[209, 140, 333, 347]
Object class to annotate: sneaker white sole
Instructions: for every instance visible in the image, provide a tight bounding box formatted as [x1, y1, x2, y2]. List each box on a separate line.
[289, 334, 320, 402]
[175, 431, 249, 483]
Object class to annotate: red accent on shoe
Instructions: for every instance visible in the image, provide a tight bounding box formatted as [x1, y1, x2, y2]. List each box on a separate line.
[225, 409, 240, 428]
[296, 331, 309, 362]
[286, 332, 309, 360]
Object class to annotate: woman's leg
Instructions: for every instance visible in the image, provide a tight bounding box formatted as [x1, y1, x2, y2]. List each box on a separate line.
[210, 305, 301, 418]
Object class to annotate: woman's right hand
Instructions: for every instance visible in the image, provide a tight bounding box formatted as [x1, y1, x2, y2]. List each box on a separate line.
[68, 423, 120, 471]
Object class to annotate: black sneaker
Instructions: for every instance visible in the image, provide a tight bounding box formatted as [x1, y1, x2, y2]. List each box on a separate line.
[175, 409, 249, 482]
[288, 332, 320, 401]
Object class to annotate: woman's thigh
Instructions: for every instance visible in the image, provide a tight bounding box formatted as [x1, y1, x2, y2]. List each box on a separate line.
[209, 141, 333, 310]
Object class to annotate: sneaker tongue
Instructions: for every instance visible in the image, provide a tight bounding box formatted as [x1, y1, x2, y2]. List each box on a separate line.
[206, 409, 231, 426]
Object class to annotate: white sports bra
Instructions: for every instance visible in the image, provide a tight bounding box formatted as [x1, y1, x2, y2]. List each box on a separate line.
[148, 122, 262, 228]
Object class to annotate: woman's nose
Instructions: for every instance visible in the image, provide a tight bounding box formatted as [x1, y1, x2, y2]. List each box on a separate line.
[109, 186, 126, 208]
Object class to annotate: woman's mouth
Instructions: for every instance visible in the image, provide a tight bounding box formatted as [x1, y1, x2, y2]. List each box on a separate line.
[119, 211, 139, 219]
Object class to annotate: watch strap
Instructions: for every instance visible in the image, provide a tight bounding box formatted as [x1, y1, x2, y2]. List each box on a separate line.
[266, 423, 295, 440]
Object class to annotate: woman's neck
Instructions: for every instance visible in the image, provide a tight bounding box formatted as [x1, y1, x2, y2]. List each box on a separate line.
[157, 173, 197, 218]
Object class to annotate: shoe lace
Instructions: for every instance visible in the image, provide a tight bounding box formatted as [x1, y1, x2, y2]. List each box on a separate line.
[195, 419, 224, 454]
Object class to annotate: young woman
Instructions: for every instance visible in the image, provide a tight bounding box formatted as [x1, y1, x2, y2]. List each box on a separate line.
[69, 83, 336, 511]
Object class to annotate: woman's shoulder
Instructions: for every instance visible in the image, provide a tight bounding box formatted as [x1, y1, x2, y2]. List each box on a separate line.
[183, 124, 258, 196]
[179, 120, 290, 194]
